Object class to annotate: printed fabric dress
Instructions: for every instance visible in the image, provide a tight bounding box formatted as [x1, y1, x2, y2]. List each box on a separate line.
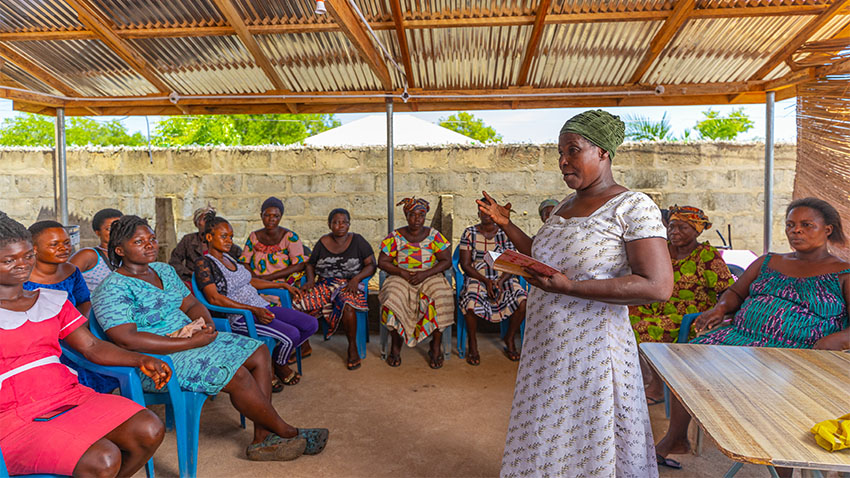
[239, 229, 306, 285]
[378, 228, 454, 346]
[692, 253, 849, 348]
[92, 262, 261, 393]
[459, 226, 528, 322]
[501, 191, 665, 478]
[629, 243, 734, 343]
[0, 289, 143, 476]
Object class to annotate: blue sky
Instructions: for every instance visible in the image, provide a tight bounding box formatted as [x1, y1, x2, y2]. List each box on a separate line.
[0, 97, 798, 144]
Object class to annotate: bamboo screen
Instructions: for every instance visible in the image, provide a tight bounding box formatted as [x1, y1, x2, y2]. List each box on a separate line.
[795, 74, 850, 260]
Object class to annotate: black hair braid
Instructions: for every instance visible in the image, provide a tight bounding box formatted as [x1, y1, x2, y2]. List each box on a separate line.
[107, 215, 150, 267]
[201, 210, 229, 243]
[0, 211, 32, 249]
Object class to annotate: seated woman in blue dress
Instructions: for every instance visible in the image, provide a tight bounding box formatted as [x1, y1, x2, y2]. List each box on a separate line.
[92, 215, 328, 462]
[654, 197, 850, 474]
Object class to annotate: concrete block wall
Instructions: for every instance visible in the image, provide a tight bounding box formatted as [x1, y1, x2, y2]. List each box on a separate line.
[0, 142, 796, 255]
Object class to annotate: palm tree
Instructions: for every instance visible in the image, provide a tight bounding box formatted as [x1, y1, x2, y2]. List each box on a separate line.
[625, 112, 673, 141]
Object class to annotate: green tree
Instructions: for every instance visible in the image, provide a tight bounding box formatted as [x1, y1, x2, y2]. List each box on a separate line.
[694, 108, 754, 141]
[0, 113, 146, 146]
[151, 114, 340, 146]
[438, 111, 502, 143]
[625, 112, 673, 141]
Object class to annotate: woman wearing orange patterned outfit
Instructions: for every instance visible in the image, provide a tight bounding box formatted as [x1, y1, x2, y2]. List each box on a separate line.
[240, 197, 307, 287]
[378, 198, 454, 369]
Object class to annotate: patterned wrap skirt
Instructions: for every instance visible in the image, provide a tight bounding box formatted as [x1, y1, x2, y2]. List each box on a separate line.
[295, 277, 367, 338]
[379, 274, 454, 346]
[460, 276, 527, 323]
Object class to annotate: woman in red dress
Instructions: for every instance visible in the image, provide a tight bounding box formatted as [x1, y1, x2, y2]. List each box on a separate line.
[0, 211, 171, 477]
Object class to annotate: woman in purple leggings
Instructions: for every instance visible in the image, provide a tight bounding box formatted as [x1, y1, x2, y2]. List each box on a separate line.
[194, 211, 318, 390]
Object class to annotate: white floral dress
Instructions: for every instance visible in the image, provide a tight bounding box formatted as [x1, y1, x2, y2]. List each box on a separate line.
[501, 191, 666, 478]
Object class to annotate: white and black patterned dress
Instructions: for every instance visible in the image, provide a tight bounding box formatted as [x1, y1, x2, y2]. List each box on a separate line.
[501, 191, 665, 478]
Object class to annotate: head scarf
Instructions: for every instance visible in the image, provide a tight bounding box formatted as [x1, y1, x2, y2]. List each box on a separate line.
[261, 196, 285, 215]
[193, 205, 215, 228]
[538, 199, 559, 218]
[668, 205, 712, 234]
[397, 197, 429, 215]
[559, 109, 625, 160]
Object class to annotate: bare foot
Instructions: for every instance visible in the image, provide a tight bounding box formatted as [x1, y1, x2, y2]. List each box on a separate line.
[654, 436, 690, 458]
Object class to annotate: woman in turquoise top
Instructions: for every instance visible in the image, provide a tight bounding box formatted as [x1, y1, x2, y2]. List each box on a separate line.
[655, 198, 850, 473]
[92, 215, 328, 462]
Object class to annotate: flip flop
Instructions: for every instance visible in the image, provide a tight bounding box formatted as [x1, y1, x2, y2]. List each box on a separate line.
[287, 349, 312, 365]
[282, 371, 301, 386]
[271, 377, 284, 393]
[466, 352, 481, 366]
[646, 396, 664, 406]
[503, 346, 520, 362]
[656, 454, 682, 470]
[429, 349, 444, 369]
[347, 358, 362, 371]
[386, 353, 401, 367]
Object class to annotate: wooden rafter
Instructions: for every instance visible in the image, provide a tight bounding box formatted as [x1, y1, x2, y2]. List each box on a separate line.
[0, 42, 81, 96]
[516, 0, 553, 87]
[749, 0, 850, 80]
[325, 0, 393, 90]
[1, 4, 838, 42]
[628, 0, 696, 84]
[388, 0, 414, 88]
[63, 0, 173, 93]
[209, 0, 297, 113]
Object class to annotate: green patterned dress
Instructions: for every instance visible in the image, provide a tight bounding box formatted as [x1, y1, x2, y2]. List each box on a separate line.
[92, 262, 261, 393]
[630, 243, 734, 343]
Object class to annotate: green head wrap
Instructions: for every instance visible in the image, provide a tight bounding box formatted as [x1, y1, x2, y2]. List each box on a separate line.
[559, 109, 625, 160]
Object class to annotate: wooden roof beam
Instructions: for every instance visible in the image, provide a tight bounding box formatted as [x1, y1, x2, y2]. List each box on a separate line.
[516, 0, 553, 87]
[63, 0, 174, 93]
[325, 0, 393, 90]
[388, 0, 415, 88]
[749, 0, 850, 80]
[210, 0, 297, 113]
[628, 0, 696, 84]
[0, 43, 81, 97]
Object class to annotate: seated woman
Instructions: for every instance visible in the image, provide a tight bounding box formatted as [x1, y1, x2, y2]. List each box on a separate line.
[24, 220, 119, 394]
[92, 215, 327, 461]
[538, 199, 558, 223]
[459, 200, 527, 365]
[70, 208, 122, 292]
[296, 208, 376, 371]
[194, 211, 318, 390]
[378, 197, 454, 369]
[629, 206, 734, 403]
[240, 197, 307, 287]
[170, 205, 242, 286]
[0, 210, 169, 477]
[655, 197, 850, 473]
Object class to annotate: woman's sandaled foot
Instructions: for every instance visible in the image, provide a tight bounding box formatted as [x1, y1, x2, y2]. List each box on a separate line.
[282, 371, 301, 386]
[246, 433, 306, 461]
[466, 352, 481, 366]
[655, 437, 690, 458]
[502, 346, 520, 362]
[347, 357, 362, 371]
[386, 353, 401, 367]
[271, 377, 284, 393]
[428, 349, 444, 369]
[287, 348, 312, 365]
[656, 454, 682, 469]
[297, 428, 329, 455]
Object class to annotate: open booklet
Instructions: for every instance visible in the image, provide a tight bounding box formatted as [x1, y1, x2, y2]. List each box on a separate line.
[483, 250, 559, 278]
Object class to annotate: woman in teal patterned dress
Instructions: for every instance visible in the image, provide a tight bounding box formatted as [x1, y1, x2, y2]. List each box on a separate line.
[92, 216, 328, 462]
[655, 198, 850, 473]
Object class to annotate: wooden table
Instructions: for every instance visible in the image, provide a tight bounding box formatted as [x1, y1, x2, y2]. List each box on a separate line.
[640, 343, 850, 476]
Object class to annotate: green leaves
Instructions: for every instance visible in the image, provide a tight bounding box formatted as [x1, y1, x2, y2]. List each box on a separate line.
[695, 108, 754, 141]
[0, 114, 146, 146]
[151, 114, 341, 146]
[438, 111, 502, 143]
[625, 112, 673, 141]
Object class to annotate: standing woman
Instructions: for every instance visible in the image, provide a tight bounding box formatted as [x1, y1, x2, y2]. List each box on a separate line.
[70, 208, 123, 292]
[378, 198, 454, 369]
[478, 110, 673, 477]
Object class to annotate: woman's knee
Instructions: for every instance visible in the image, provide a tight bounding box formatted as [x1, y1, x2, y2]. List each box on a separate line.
[73, 439, 122, 478]
[132, 409, 165, 448]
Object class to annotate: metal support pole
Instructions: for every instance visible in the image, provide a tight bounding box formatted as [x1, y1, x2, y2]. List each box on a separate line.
[386, 98, 394, 235]
[763, 90, 775, 254]
[55, 108, 69, 225]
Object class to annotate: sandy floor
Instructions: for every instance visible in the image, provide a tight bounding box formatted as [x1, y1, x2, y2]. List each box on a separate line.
[133, 333, 837, 478]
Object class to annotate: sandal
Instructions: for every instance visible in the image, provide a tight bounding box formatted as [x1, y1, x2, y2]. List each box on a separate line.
[503, 346, 520, 362]
[429, 349, 444, 369]
[246, 433, 306, 461]
[271, 377, 284, 393]
[282, 371, 301, 386]
[347, 357, 362, 371]
[297, 428, 329, 455]
[656, 454, 682, 470]
[386, 353, 401, 367]
[466, 352, 480, 366]
[646, 396, 664, 406]
[287, 349, 312, 365]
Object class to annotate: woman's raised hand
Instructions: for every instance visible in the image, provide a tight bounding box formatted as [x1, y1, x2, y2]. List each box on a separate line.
[476, 191, 512, 227]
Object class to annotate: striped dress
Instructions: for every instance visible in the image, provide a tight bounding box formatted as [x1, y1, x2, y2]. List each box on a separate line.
[692, 253, 849, 348]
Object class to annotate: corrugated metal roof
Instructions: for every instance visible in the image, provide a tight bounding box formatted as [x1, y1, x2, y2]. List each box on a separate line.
[90, 0, 225, 29]
[0, 60, 60, 94]
[551, 0, 672, 14]
[403, 0, 537, 19]
[235, 0, 331, 25]
[0, 0, 83, 32]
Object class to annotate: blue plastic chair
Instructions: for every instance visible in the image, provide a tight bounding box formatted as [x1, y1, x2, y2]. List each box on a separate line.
[378, 270, 452, 361]
[89, 313, 216, 478]
[0, 346, 156, 478]
[452, 246, 527, 359]
[190, 274, 302, 376]
[316, 277, 371, 360]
